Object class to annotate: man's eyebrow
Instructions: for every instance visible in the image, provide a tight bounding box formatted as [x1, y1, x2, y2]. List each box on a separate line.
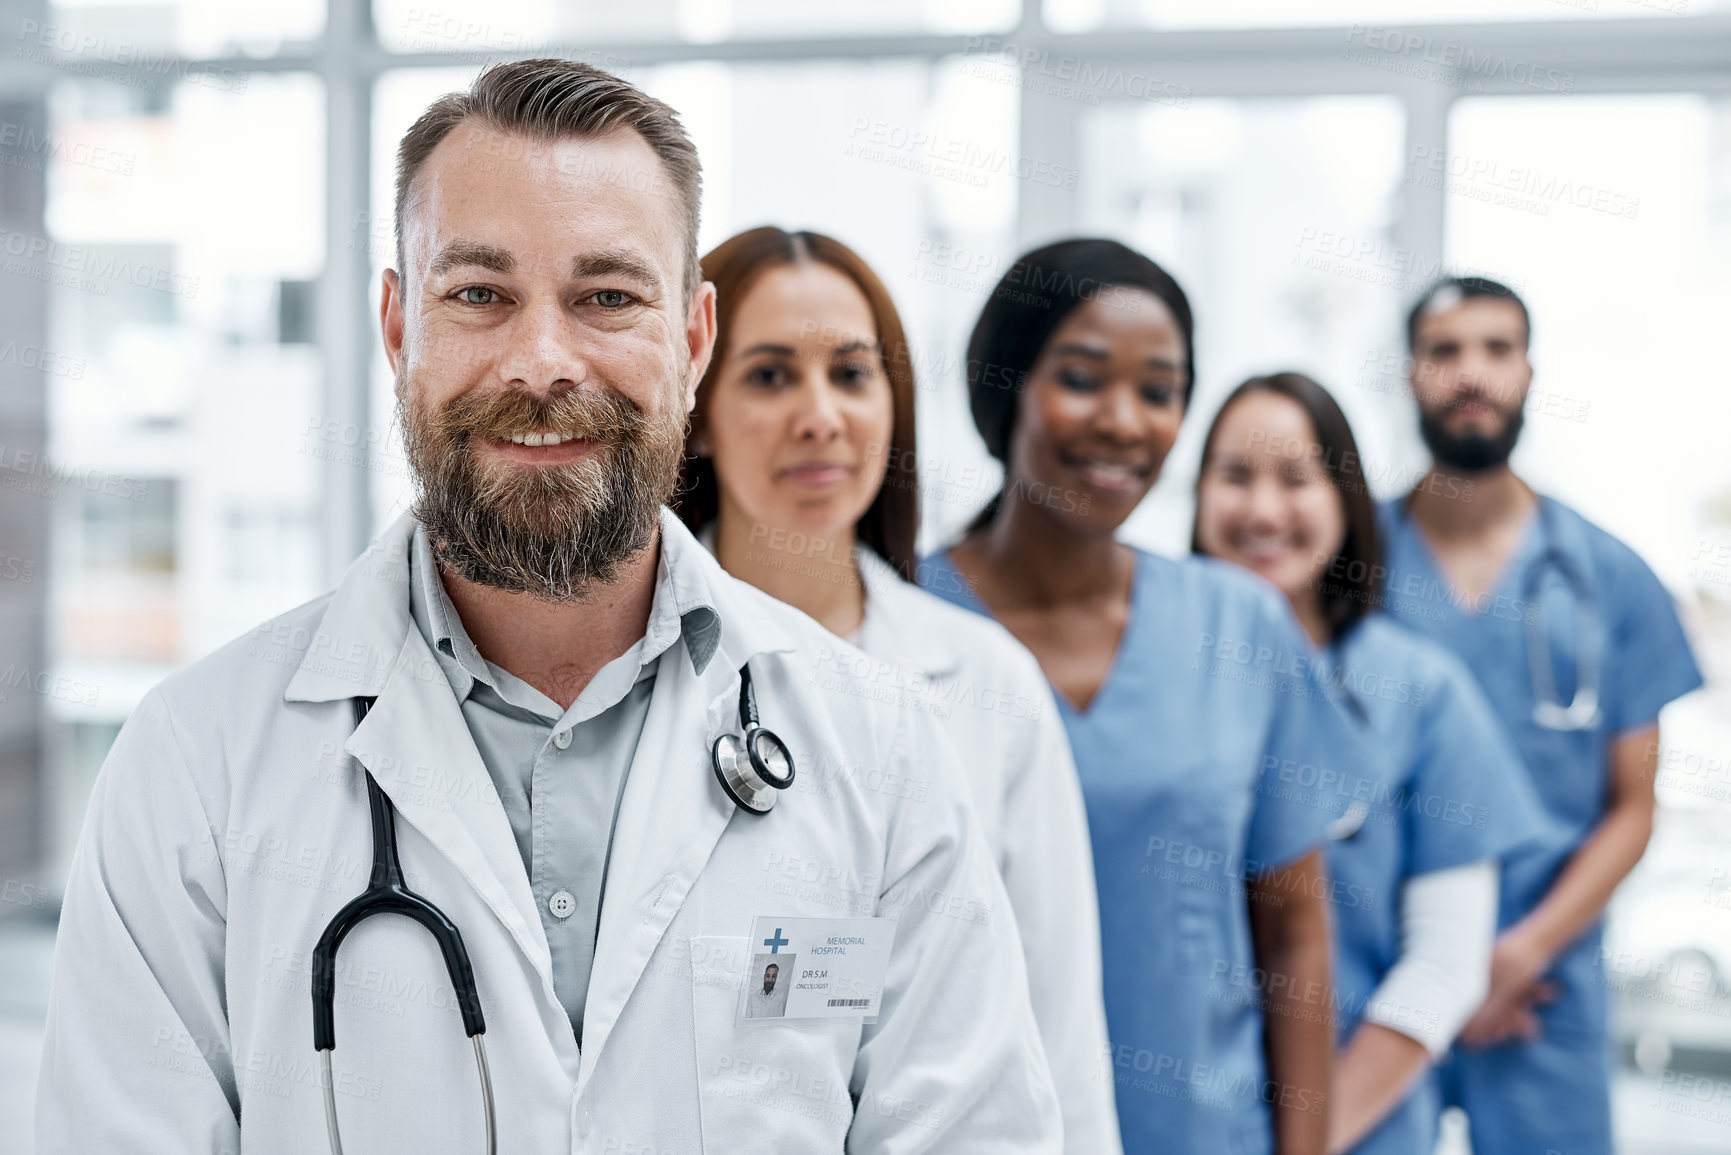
[572, 250, 663, 294]
[427, 241, 515, 280]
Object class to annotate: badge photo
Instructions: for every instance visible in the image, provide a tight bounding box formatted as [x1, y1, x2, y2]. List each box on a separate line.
[736, 916, 897, 1028]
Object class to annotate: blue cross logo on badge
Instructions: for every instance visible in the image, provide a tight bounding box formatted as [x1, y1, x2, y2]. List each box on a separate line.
[763, 928, 789, 954]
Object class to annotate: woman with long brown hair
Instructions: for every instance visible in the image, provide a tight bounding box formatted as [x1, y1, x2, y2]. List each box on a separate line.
[1192, 372, 1542, 1154]
[674, 226, 1120, 1155]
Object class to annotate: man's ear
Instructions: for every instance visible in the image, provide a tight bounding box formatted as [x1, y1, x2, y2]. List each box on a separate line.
[684, 280, 718, 413]
[381, 268, 406, 376]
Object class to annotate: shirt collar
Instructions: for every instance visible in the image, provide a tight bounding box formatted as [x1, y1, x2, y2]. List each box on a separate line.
[285, 508, 796, 706]
[407, 517, 723, 704]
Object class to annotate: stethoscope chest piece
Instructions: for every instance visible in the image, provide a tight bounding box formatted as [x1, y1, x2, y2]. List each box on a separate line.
[711, 663, 796, 814]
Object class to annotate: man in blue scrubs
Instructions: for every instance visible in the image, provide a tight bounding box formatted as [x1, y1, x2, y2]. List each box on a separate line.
[1377, 277, 1704, 1155]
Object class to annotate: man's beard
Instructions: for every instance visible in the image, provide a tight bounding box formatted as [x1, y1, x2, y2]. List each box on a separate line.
[1419, 397, 1524, 474]
[399, 373, 686, 602]
[762, 980, 776, 995]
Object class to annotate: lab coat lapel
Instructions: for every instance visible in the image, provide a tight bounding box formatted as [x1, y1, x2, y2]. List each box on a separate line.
[343, 625, 559, 1002]
[576, 643, 737, 1096]
[283, 511, 558, 1007]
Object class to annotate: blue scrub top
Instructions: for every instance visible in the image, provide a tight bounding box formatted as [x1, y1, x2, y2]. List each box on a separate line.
[921, 547, 1366, 1155]
[1376, 495, 1703, 1042]
[1318, 613, 1546, 1155]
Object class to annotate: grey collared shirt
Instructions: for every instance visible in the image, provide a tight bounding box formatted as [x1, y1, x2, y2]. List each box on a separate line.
[407, 522, 721, 1043]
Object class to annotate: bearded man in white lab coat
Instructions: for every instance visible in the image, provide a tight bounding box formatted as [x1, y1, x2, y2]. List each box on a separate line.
[36, 58, 1061, 1154]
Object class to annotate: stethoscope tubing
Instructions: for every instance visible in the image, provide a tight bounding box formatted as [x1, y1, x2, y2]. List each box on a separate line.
[1521, 499, 1602, 731]
[311, 661, 793, 1149]
[313, 697, 496, 1154]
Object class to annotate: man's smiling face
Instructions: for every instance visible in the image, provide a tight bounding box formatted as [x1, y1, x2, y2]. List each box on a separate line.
[382, 120, 717, 600]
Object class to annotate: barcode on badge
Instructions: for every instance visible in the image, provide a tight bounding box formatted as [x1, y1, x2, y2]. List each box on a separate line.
[827, 998, 871, 1008]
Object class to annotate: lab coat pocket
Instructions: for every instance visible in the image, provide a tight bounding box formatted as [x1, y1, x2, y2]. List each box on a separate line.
[688, 935, 857, 1154]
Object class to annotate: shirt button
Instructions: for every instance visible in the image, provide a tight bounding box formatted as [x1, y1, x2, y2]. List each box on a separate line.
[548, 890, 576, 919]
[553, 729, 572, 750]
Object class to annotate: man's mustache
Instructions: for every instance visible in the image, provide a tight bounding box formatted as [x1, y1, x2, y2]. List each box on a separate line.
[1442, 387, 1516, 414]
[431, 385, 647, 445]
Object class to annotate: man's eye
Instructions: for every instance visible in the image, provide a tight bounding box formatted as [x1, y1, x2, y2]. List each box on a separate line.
[593, 289, 631, 308]
[456, 286, 497, 305]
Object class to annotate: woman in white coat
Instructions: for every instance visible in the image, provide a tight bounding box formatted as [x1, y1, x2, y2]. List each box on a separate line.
[674, 226, 1119, 1155]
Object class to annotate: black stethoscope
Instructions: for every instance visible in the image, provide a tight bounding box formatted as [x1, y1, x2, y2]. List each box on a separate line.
[312, 695, 494, 1154]
[310, 663, 794, 1152]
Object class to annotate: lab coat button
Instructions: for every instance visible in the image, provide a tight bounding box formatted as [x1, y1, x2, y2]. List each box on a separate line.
[553, 729, 572, 750]
[548, 889, 576, 919]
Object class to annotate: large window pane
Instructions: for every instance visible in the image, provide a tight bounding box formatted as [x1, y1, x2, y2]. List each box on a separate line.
[1446, 95, 1726, 591]
[35, 0, 325, 59]
[43, 72, 325, 878]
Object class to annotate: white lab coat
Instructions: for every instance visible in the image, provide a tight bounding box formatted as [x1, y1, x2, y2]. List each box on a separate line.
[848, 547, 1121, 1155]
[36, 510, 1062, 1154]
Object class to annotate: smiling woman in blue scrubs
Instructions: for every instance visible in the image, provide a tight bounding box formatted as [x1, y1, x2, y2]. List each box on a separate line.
[1192, 372, 1545, 1154]
[921, 239, 1365, 1155]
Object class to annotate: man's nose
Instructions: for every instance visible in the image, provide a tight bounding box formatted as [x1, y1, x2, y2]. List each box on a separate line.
[497, 297, 585, 391]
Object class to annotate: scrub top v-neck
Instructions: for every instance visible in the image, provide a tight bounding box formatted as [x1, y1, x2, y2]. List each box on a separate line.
[921, 546, 1369, 1155]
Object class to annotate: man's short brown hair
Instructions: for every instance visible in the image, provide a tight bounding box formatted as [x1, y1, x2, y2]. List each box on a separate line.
[394, 57, 703, 298]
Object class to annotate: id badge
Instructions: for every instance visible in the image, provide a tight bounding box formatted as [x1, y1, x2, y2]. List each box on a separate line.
[736, 916, 897, 1026]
